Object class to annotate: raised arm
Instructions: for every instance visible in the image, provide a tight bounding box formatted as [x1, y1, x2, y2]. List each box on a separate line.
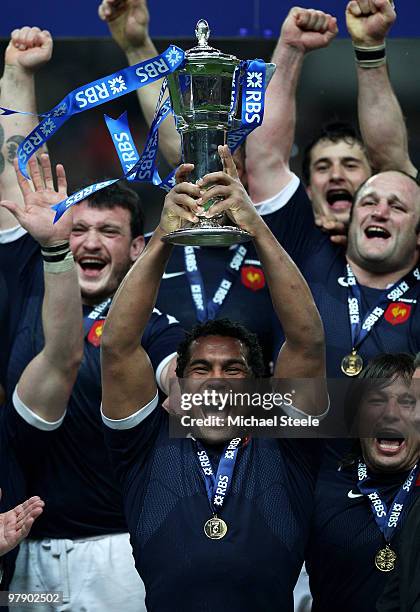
[200, 147, 327, 414]
[98, 0, 181, 166]
[101, 163, 199, 420]
[245, 8, 337, 203]
[0, 27, 52, 230]
[346, 0, 417, 176]
[0, 154, 83, 422]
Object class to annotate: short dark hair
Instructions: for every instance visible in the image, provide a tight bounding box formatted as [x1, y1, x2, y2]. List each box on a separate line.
[74, 181, 144, 238]
[175, 318, 265, 378]
[302, 121, 368, 185]
[341, 353, 416, 466]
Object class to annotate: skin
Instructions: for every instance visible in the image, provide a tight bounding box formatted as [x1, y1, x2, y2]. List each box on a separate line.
[306, 138, 372, 225]
[346, 172, 420, 278]
[70, 202, 144, 306]
[181, 336, 252, 444]
[0, 493, 44, 557]
[360, 377, 420, 473]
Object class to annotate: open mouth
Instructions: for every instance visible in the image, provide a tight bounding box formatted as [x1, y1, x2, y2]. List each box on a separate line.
[364, 226, 391, 240]
[77, 257, 107, 278]
[375, 433, 406, 455]
[326, 189, 353, 210]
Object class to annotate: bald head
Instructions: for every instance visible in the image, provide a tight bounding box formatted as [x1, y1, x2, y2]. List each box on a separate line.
[354, 171, 420, 212]
[347, 170, 420, 274]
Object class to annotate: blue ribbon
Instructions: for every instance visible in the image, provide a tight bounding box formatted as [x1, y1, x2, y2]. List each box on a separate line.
[346, 264, 420, 351]
[184, 244, 248, 322]
[357, 460, 419, 543]
[17, 45, 185, 178]
[195, 438, 241, 514]
[104, 84, 177, 190]
[52, 56, 266, 221]
[227, 59, 266, 153]
[104, 112, 139, 180]
[53, 95, 177, 221]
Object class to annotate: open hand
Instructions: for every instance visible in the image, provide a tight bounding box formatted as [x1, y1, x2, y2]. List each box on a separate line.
[0, 154, 70, 247]
[0, 491, 44, 557]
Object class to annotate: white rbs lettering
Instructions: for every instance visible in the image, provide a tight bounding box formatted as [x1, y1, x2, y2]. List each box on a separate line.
[114, 132, 138, 163]
[387, 281, 409, 301]
[245, 91, 262, 124]
[348, 297, 359, 324]
[215, 474, 229, 497]
[135, 58, 169, 84]
[213, 280, 232, 305]
[75, 83, 110, 109]
[368, 492, 386, 518]
[388, 503, 403, 528]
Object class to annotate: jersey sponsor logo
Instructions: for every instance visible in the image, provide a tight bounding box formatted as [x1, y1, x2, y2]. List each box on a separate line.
[162, 271, 185, 279]
[347, 489, 363, 499]
[87, 320, 104, 347]
[384, 302, 412, 326]
[241, 265, 265, 291]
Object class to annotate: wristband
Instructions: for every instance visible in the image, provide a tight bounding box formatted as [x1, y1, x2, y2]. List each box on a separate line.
[41, 242, 75, 273]
[353, 43, 386, 68]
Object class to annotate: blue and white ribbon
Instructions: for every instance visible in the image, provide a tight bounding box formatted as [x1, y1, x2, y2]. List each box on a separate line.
[17, 45, 185, 177]
[357, 460, 419, 544]
[227, 59, 266, 152]
[195, 438, 241, 514]
[52, 55, 266, 220]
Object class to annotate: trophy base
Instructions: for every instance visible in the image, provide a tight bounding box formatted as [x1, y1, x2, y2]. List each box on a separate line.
[162, 224, 252, 246]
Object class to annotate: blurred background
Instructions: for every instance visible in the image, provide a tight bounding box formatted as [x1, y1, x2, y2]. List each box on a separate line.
[1, 1, 419, 231]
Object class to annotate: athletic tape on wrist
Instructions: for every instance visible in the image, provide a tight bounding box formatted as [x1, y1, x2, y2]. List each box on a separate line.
[43, 250, 75, 274]
[353, 43, 386, 68]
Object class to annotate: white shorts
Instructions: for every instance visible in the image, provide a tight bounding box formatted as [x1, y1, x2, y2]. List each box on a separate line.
[9, 533, 146, 612]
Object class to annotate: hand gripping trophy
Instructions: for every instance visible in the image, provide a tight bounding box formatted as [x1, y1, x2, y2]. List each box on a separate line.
[162, 20, 275, 246]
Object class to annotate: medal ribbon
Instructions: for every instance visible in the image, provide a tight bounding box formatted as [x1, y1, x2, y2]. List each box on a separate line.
[17, 46, 185, 178]
[184, 245, 248, 322]
[346, 264, 420, 351]
[195, 438, 241, 514]
[357, 460, 420, 543]
[83, 298, 112, 338]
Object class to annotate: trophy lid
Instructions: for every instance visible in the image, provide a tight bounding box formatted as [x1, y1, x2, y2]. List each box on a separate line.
[185, 19, 239, 63]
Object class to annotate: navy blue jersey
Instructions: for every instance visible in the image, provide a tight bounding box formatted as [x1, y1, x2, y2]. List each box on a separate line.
[103, 401, 323, 612]
[267, 183, 420, 376]
[0, 408, 26, 590]
[307, 462, 420, 612]
[2, 233, 185, 539]
[152, 176, 309, 373]
[155, 243, 275, 372]
[0, 270, 9, 393]
[0, 231, 42, 393]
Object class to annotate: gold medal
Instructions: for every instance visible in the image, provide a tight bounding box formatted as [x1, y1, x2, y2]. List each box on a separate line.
[204, 515, 228, 540]
[341, 350, 364, 377]
[375, 545, 397, 572]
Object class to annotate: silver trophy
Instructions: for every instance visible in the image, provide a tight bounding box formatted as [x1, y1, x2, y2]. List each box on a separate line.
[162, 20, 275, 246]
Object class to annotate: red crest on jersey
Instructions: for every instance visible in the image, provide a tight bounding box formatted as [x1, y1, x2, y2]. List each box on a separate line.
[241, 266, 265, 291]
[384, 302, 411, 326]
[87, 320, 104, 347]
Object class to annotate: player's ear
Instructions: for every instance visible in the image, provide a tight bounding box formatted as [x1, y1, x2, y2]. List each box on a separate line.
[130, 235, 145, 262]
